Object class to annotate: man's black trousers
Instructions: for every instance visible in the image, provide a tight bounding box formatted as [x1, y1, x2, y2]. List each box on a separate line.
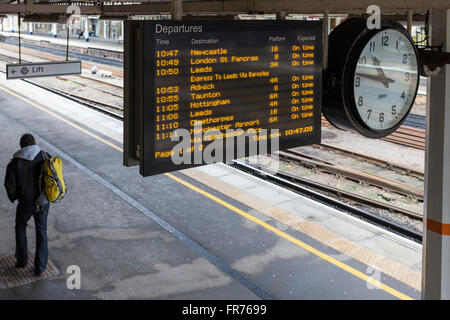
[15, 201, 49, 274]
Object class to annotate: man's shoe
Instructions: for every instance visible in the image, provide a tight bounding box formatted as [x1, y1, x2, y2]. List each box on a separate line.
[34, 270, 45, 277]
[15, 262, 27, 268]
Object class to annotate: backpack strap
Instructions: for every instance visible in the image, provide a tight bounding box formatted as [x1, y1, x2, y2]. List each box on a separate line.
[38, 151, 49, 195]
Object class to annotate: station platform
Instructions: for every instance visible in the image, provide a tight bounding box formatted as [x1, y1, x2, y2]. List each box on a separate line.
[0, 31, 123, 52]
[0, 73, 422, 299]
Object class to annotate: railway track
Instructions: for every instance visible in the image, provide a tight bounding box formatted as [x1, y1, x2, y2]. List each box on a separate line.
[78, 74, 123, 89]
[20, 77, 123, 118]
[258, 152, 423, 220]
[313, 143, 424, 179]
[321, 117, 426, 150]
[232, 160, 422, 242]
[0, 42, 124, 77]
[278, 149, 423, 200]
[56, 76, 124, 99]
[273, 147, 423, 217]
[0, 53, 20, 64]
[0, 51, 123, 112]
[3, 37, 123, 68]
[403, 113, 426, 130]
[384, 126, 426, 150]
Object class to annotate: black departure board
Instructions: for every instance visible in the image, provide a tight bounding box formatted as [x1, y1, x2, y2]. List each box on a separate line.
[139, 20, 322, 176]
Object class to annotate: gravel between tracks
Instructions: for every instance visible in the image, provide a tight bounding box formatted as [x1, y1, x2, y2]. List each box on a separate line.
[248, 123, 426, 234]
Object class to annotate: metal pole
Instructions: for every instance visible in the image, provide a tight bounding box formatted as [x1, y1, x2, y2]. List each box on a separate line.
[171, 0, 182, 21]
[323, 10, 329, 70]
[66, 23, 69, 61]
[426, 10, 431, 47]
[422, 9, 450, 300]
[84, 16, 89, 42]
[407, 10, 413, 35]
[18, 13, 21, 63]
[276, 11, 287, 20]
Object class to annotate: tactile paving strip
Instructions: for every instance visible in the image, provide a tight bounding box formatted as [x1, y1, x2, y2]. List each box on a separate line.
[0, 252, 60, 288]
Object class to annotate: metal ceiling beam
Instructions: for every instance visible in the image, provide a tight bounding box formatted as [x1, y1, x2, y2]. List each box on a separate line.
[347, 13, 427, 21]
[0, 0, 449, 15]
[250, 0, 448, 14]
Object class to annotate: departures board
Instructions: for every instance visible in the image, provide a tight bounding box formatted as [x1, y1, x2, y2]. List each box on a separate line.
[124, 20, 323, 176]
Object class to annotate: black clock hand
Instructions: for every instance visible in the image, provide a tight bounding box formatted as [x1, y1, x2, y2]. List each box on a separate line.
[356, 72, 395, 88]
[371, 56, 395, 88]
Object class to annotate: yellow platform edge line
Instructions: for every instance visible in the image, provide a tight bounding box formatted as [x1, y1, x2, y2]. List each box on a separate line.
[0, 82, 413, 300]
[165, 172, 414, 301]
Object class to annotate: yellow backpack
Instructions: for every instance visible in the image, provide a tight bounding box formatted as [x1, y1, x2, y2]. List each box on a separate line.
[41, 154, 66, 203]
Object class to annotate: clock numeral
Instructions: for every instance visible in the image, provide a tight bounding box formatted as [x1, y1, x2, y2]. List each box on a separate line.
[396, 41, 399, 50]
[402, 54, 408, 64]
[355, 77, 361, 87]
[369, 42, 376, 52]
[381, 35, 389, 47]
[367, 109, 372, 120]
[379, 112, 385, 123]
[405, 72, 410, 82]
[359, 56, 367, 65]
[358, 96, 364, 106]
[392, 105, 397, 115]
[401, 91, 406, 100]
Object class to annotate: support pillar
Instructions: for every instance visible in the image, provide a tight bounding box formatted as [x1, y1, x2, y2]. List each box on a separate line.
[29, 22, 33, 34]
[52, 23, 57, 38]
[407, 10, 413, 35]
[422, 9, 450, 300]
[103, 20, 107, 39]
[119, 21, 124, 41]
[84, 17, 89, 42]
[323, 11, 329, 70]
[10, 15, 14, 32]
[276, 11, 287, 20]
[171, 0, 182, 21]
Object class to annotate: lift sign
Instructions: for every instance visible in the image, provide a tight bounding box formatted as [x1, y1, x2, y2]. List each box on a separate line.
[139, 20, 323, 176]
[6, 60, 81, 79]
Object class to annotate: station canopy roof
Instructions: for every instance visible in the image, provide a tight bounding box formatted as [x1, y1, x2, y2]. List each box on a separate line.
[0, 0, 447, 17]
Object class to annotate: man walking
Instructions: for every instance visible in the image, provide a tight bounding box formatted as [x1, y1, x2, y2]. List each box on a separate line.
[4, 133, 49, 277]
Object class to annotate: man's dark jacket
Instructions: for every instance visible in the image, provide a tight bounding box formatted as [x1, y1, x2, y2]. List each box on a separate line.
[4, 145, 45, 204]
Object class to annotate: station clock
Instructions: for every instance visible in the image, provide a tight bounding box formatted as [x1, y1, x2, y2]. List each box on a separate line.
[323, 18, 420, 138]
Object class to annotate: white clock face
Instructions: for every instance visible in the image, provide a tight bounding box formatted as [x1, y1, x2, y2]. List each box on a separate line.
[353, 28, 418, 130]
